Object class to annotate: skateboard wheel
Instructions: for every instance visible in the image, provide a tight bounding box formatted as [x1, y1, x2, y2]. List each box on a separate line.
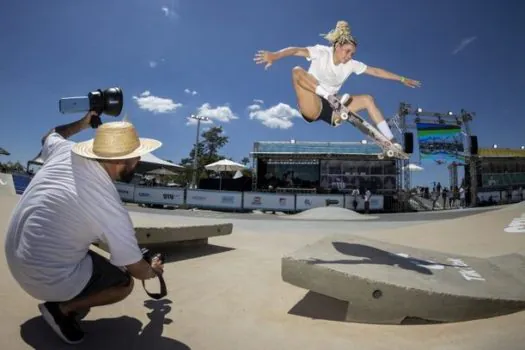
[341, 112, 348, 120]
[386, 150, 395, 157]
[377, 154, 385, 160]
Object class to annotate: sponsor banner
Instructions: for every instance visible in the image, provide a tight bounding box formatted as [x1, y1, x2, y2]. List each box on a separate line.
[114, 182, 135, 201]
[295, 194, 344, 210]
[133, 187, 184, 205]
[186, 190, 242, 209]
[344, 195, 384, 211]
[243, 192, 295, 211]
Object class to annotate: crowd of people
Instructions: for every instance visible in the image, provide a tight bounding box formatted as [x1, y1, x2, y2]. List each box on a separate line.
[413, 182, 466, 210]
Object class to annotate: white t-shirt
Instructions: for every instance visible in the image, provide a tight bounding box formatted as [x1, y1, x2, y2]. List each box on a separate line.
[4, 133, 143, 302]
[306, 44, 368, 95]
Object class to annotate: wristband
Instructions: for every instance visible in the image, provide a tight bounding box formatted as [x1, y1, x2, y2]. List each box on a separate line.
[400, 76, 406, 83]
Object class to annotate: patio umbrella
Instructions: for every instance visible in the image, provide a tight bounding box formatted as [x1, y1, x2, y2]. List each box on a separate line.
[205, 159, 246, 190]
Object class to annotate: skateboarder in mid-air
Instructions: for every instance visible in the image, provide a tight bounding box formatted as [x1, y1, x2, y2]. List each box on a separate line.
[254, 20, 421, 152]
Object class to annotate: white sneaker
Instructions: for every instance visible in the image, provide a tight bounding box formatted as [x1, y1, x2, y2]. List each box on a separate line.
[340, 93, 351, 106]
[391, 142, 403, 152]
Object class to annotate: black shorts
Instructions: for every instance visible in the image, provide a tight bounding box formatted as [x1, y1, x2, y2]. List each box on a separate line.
[301, 97, 337, 126]
[68, 250, 131, 302]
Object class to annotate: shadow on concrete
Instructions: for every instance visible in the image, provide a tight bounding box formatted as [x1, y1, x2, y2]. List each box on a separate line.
[20, 299, 191, 350]
[307, 242, 455, 275]
[288, 291, 347, 321]
[288, 291, 445, 325]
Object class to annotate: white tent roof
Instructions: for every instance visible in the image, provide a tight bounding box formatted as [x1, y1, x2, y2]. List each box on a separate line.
[28, 151, 182, 169]
[140, 152, 183, 168]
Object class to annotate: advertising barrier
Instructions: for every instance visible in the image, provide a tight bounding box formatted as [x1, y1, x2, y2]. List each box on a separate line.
[113, 184, 391, 212]
[115, 182, 135, 202]
[243, 192, 295, 211]
[186, 189, 243, 209]
[133, 186, 184, 206]
[295, 194, 345, 210]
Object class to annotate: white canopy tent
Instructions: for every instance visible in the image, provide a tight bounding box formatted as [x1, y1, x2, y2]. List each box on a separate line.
[205, 159, 246, 190]
[27, 151, 184, 173]
[140, 152, 184, 169]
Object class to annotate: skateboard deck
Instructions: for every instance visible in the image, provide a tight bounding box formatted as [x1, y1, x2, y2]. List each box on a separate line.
[335, 102, 409, 160]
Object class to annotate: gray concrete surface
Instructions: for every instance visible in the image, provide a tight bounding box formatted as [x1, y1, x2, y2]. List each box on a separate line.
[282, 234, 525, 324]
[2, 193, 525, 349]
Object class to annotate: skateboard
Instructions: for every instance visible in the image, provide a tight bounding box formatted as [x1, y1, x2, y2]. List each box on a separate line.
[335, 101, 410, 160]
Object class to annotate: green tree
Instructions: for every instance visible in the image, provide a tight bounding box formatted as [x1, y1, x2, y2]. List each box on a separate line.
[179, 126, 230, 185]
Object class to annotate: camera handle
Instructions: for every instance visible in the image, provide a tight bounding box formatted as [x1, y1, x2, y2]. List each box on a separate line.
[89, 114, 103, 129]
[141, 249, 168, 300]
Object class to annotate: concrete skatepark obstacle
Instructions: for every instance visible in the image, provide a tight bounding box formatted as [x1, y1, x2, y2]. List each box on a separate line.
[95, 222, 233, 252]
[0, 173, 234, 251]
[282, 201, 525, 325]
[0, 173, 15, 197]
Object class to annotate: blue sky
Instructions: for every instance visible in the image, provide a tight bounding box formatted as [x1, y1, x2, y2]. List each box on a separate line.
[1, 0, 524, 188]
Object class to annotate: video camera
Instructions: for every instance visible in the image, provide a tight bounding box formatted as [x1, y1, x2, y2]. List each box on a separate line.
[59, 87, 124, 128]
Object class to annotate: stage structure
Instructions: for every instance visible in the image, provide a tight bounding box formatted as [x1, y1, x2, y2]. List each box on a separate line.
[389, 103, 477, 204]
[250, 140, 405, 212]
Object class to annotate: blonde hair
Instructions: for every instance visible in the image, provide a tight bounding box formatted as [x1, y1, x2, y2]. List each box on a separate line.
[321, 20, 357, 46]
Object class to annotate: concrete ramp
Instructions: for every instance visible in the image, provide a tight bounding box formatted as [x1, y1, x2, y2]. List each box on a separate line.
[96, 211, 233, 252]
[282, 234, 525, 324]
[0, 173, 15, 196]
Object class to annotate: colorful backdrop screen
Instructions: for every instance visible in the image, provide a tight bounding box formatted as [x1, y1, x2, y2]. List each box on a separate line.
[416, 123, 464, 163]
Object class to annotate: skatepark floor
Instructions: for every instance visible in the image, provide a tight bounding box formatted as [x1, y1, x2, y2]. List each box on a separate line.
[1, 194, 525, 350]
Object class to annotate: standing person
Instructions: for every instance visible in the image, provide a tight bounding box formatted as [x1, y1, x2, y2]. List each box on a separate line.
[459, 186, 466, 208]
[351, 187, 360, 211]
[364, 188, 372, 213]
[254, 20, 421, 151]
[4, 111, 165, 344]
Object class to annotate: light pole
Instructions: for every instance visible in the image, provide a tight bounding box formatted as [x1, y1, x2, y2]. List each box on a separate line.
[191, 114, 209, 189]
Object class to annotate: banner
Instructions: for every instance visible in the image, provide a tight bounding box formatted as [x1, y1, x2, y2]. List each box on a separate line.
[243, 192, 295, 211]
[115, 182, 135, 202]
[416, 123, 464, 164]
[186, 190, 243, 209]
[295, 194, 345, 210]
[133, 187, 184, 206]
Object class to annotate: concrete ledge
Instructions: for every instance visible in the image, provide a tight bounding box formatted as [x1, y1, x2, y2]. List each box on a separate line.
[96, 223, 233, 252]
[282, 234, 525, 325]
[0, 173, 15, 196]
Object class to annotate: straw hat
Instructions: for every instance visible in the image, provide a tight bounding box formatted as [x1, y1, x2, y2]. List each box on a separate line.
[72, 121, 162, 160]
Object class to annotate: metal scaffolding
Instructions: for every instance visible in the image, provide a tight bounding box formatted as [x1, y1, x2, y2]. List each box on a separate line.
[388, 103, 476, 201]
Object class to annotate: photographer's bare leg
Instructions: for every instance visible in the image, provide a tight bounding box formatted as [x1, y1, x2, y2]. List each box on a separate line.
[59, 279, 134, 315]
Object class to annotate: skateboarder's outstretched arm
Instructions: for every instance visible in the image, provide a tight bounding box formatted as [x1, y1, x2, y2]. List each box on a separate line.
[363, 66, 421, 88]
[253, 47, 310, 70]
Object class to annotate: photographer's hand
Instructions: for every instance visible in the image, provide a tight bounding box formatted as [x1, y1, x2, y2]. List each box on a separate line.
[82, 110, 103, 129]
[150, 255, 164, 276]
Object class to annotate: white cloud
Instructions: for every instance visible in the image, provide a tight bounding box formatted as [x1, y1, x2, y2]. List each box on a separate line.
[149, 61, 157, 68]
[132, 91, 183, 114]
[452, 36, 477, 55]
[247, 104, 261, 111]
[249, 102, 301, 129]
[253, 99, 264, 104]
[161, 6, 178, 19]
[186, 103, 238, 125]
[184, 88, 198, 96]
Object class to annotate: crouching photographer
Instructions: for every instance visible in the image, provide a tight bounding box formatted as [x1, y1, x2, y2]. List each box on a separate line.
[4, 90, 167, 345]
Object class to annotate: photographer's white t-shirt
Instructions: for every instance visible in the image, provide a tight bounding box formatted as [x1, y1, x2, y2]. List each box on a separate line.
[306, 44, 368, 95]
[4, 132, 143, 302]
